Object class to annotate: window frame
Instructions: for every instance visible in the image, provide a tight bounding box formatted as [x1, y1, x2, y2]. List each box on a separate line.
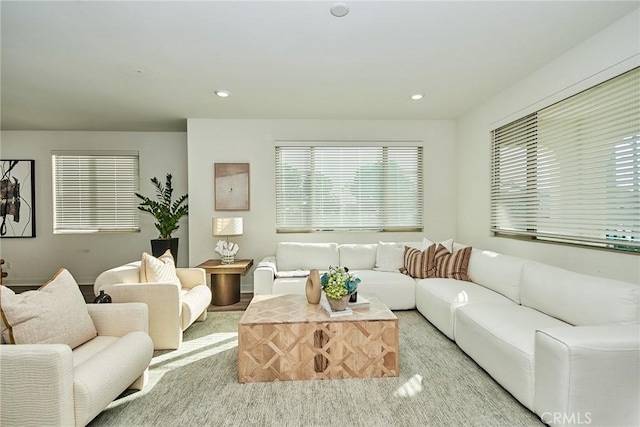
[52, 150, 141, 234]
[490, 67, 639, 252]
[275, 142, 424, 233]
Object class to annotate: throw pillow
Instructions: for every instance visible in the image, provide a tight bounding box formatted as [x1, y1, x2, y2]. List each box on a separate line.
[140, 250, 181, 286]
[402, 244, 437, 279]
[0, 269, 97, 348]
[422, 237, 454, 253]
[434, 245, 472, 281]
[374, 241, 405, 272]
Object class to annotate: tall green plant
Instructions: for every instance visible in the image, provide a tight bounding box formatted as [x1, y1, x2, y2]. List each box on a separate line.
[135, 173, 188, 239]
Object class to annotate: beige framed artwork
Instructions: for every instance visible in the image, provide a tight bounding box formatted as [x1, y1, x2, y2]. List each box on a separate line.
[215, 163, 250, 211]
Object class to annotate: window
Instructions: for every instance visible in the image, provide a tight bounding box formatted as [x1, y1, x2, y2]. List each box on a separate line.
[491, 67, 639, 251]
[275, 143, 423, 232]
[52, 151, 140, 234]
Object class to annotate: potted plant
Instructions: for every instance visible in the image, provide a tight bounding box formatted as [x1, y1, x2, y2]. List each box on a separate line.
[135, 173, 188, 264]
[320, 266, 361, 311]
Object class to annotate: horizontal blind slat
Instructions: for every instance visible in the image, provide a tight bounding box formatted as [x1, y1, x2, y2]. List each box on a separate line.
[490, 67, 639, 251]
[276, 145, 423, 231]
[52, 152, 140, 233]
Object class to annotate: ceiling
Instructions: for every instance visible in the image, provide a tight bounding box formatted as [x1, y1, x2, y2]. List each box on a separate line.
[1, 1, 638, 132]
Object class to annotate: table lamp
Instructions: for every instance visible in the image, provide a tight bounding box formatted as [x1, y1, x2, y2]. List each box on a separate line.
[212, 217, 243, 264]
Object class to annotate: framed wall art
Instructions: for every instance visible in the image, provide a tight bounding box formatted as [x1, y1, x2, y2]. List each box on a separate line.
[215, 163, 250, 211]
[1, 159, 36, 238]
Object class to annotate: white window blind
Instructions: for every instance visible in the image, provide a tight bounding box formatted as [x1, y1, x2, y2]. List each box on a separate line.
[52, 151, 140, 233]
[276, 144, 423, 232]
[491, 67, 640, 251]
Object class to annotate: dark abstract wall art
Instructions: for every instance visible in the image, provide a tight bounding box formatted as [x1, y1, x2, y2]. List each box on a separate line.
[1, 160, 35, 238]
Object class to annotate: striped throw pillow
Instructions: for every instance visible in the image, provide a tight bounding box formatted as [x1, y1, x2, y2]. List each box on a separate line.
[434, 244, 472, 281]
[402, 244, 437, 279]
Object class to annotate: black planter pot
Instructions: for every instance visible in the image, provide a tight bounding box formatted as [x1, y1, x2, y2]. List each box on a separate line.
[151, 238, 179, 264]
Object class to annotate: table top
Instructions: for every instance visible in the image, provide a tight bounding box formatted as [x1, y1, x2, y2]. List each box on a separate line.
[239, 294, 397, 325]
[195, 259, 253, 275]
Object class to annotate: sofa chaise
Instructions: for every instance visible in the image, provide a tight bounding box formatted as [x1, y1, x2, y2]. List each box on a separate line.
[254, 241, 640, 426]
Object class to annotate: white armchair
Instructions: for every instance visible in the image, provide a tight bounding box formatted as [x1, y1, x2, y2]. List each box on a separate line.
[94, 261, 212, 350]
[0, 303, 153, 427]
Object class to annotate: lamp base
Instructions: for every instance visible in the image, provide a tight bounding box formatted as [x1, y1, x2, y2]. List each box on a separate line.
[221, 254, 236, 264]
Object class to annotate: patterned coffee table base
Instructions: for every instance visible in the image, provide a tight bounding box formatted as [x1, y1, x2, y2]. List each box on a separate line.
[238, 296, 398, 383]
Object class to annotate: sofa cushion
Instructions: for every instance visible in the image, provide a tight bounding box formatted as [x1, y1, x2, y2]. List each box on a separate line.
[276, 242, 339, 271]
[521, 261, 640, 326]
[140, 250, 180, 286]
[454, 303, 570, 410]
[468, 249, 524, 303]
[339, 244, 377, 270]
[422, 237, 453, 252]
[73, 330, 153, 427]
[72, 336, 119, 367]
[374, 241, 405, 272]
[434, 245, 472, 281]
[402, 244, 437, 279]
[0, 269, 97, 348]
[351, 270, 416, 310]
[415, 278, 514, 339]
[273, 277, 308, 295]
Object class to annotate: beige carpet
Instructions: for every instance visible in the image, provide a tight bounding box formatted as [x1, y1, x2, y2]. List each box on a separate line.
[89, 310, 543, 427]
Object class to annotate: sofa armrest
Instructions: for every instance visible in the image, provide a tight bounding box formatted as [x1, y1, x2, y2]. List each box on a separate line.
[534, 325, 640, 427]
[176, 267, 207, 290]
[254, 256, 277, 295]
[0, 344, 75, 426]
[100, 283, 182, 349]
[88, 302, 149, 336]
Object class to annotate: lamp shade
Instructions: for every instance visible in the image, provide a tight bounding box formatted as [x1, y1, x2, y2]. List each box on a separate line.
[212, 217, 243, 236]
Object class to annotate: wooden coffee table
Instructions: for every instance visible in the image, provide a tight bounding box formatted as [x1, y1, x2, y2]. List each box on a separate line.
[237, 294, 398, 383]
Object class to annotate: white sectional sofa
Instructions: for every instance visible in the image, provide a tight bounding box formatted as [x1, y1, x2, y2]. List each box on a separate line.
[254, 241, 640, 426]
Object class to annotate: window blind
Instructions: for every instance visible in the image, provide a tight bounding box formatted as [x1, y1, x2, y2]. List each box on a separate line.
[276, 145, 423, 232]
[491, 67, 639, 250]
[52, 151, 140, 233]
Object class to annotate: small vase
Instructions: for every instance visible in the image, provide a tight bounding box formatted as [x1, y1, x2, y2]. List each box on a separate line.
[349, 291, 358, 303]
[305, 269, 321, 304]
[327, 295, 349, 311]
[93, 290, 112, 304]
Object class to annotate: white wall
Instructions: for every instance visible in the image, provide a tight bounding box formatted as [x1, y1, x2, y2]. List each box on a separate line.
[0, 131, 188, 286]
[456, 9, 640, 284]
[187, 119, 457, 292]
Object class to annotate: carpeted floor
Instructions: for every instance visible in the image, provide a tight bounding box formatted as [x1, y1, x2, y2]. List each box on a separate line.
[89, 310, 543, 427]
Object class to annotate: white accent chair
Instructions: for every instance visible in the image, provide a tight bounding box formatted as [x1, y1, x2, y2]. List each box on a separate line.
[94, 261, 211, 350]
[0, 303, 153, 427]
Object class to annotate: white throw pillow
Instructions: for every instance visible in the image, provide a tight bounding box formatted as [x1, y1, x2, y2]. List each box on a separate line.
[422, 237, 454, 253]
[374, 241, 405, 272]
[276, 242, 339, 271]
[0, 269, 97, 348]
[339, 244, 377, 270]
[140, 250, 181, 286]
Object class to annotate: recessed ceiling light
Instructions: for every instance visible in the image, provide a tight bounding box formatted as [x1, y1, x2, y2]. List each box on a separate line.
[411, 93, 424, 100]
[330, 3, 349, 18]
[215, 90, 230, 98]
